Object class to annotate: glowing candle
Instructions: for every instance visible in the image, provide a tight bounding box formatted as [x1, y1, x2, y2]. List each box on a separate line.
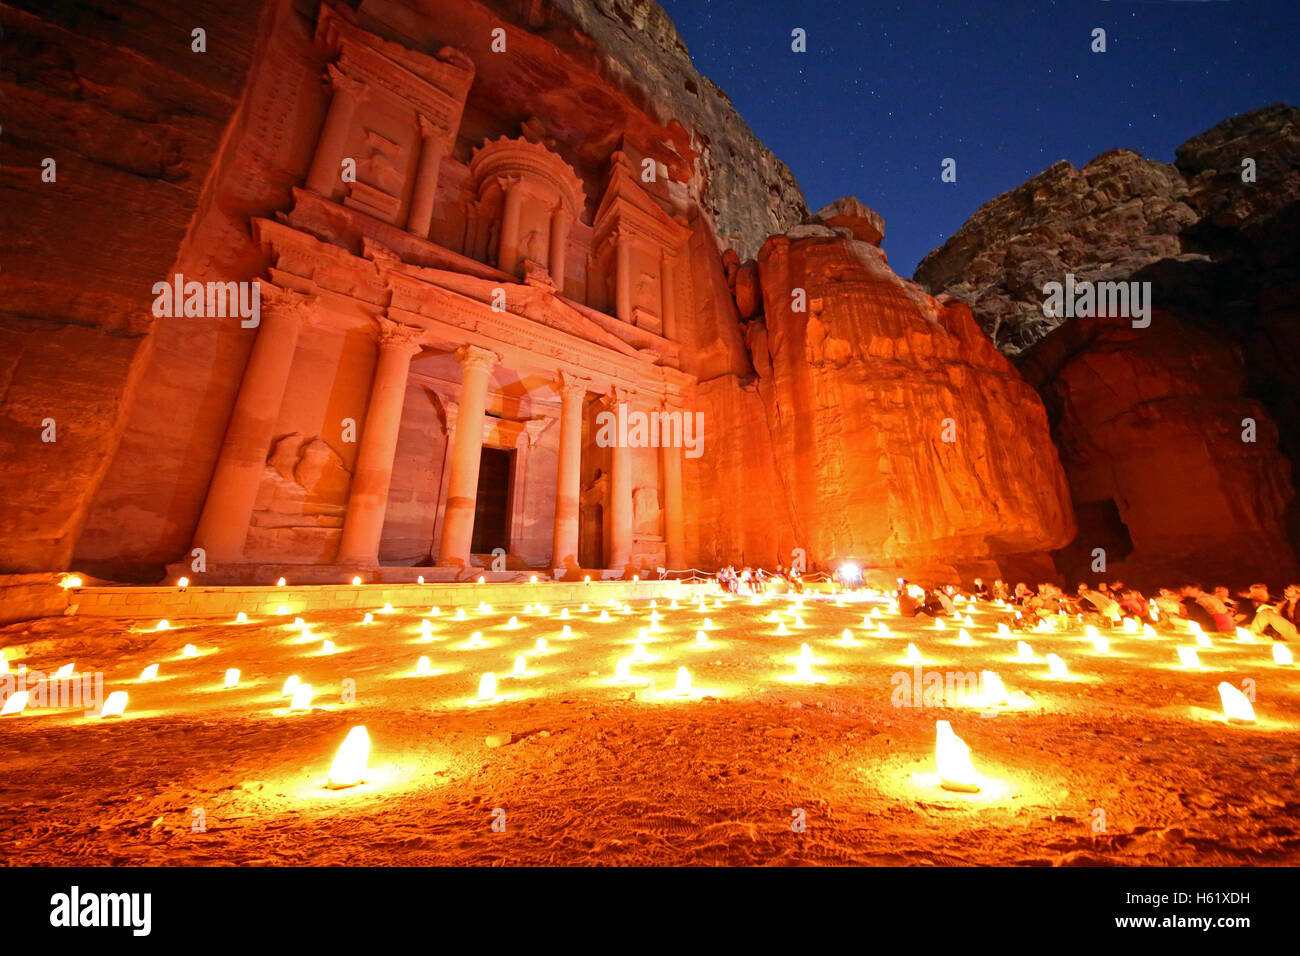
[580, 604, 590, 613]
[932, 617, 946, 631]
[2, 691, 30, 716]
[795, 656, 814, 682]
[100, 691, 128, 718]
[1142, 623, 1156, 639]
[321, 640, 335, 654]
[561, 625, 573, 638]
[840, 628, 856, 646]
[1218, 682, 1255, 723]
[156, 620, 170, 632]
[477, 673, 497, 702]
[1189, 621, 1204, 638]
[870, 608, 881, 620]
[1092, 635, 1109, 654]
[935, 720, 979, 792]
[599, 610, 611, 622]
[1196, 632, 1213, 649]
[362, 613, 374, 624]
[776, 621, 789, 635]
[963, 615, 974, 627]
[799, 643, 814, 663]
[177, 576, 190, 589]
[430, 607, 441, 616]
[236, 612, 248, 623]
[877, 623, 890, 637]
[507, 616, 520, 629]
[674, 667, 692, 696]
[513, 655, 527, 676]
[140, 664, 158, 681]
[1236, 627, 1254, 643]
[456, 609, 467, 621]
[477, 576, 486, 585]
[696, 631, 707, 646]
[1176, 646, 1201, 669]
[535, 638, 547, 653]
[328, 726, 370, 788]
[282, 675, 300, 697]
[1085, 625, 1099, 640]
[224, 668, 240, 688]
[416, 656, 432, 676]
[530, 575, 538, 584]
[55, 663, 75, 679]
[794, 616, 806, 628]
[1273, 643, 1293, 666]
[906, 643, 922, 664]
[1016, 641, 1033, 662]
[997, 623, 1012, 638]
[420, 620, 433, 639]
[1045, 653, 1069, 679]
[351, 576, 362, 586]
[632, 643, 651, 663]
[560, 608, 570, 620]
[615, 658, 632, 682]
[1123, 618, 1138, 634]
[290, 684, 313, 711]
[979, 671, 1009, 707]
[60, 575, 83, 589]
[182, 644, 197, 658]
[277, 577, 287, 587]
[469, 632, 484, 648]
[957, 629, 973, 645]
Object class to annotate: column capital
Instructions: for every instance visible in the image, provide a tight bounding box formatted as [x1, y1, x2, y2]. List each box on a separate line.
[416, 113, 443, 141]
[557, 370, 593, 402]
[375, 317, 425, 356]
[496, 173, 524, 194]
[602, 384, 641, 410]
[325, 63, 370, 102]
[260, 284, 318, 326]
[456, 344, 500, 373]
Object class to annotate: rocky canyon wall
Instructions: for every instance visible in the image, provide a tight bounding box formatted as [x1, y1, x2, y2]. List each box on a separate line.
[915, 105, 1300, 585]
[692, 207, 1076, 582]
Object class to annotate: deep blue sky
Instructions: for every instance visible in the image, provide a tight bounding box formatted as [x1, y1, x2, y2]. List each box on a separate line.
[657, 0, 1300, 276]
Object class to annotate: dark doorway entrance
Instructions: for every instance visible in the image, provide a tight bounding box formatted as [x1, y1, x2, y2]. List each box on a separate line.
[471, 447, 513, 555]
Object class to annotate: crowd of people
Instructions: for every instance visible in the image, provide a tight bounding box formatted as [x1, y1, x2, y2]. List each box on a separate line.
[716, 565, 807, 594]
[896, 577, 1299, 641]
[712, 563, 1298, 642]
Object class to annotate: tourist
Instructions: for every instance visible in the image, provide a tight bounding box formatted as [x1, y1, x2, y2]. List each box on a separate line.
[971, 577, 991, 600]
[1077, 583, 1122, 625]
[1178, 585, 1234, 633]
[1241, 583, 1299, 641]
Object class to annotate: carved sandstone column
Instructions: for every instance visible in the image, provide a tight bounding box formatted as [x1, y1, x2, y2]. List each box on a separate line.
[605, 390, 635, 570]
[659, 407, 685, 569]
[615, 228, 633, 323]
[551, 372, 590, 571]
[307, 66, 368, 201]
[548, 205, 571, 291]
[660, 250, 678, 341]
[437, 345, 501, 568]
[407, 114, 445, 240]
[337, 319, 425, 566]
[497, 177, 524, 276]
[192, 289, 313, 565]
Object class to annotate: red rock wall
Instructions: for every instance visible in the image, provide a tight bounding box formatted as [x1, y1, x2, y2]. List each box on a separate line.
[0, 0, 270, 574]
[691, 232, 1075, 579]
[1018, 313, 1298, 586]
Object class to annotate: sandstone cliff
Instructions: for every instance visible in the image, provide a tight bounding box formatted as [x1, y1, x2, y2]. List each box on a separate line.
[915, 104, 1300, 581]
[695, 215, 1075, 582]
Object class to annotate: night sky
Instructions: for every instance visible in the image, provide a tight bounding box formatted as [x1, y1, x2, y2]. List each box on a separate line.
[657, 0, 1300, 277]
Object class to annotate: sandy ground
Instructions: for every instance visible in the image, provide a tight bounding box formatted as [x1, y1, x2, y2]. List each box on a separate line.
[1, 586, 1297, 866]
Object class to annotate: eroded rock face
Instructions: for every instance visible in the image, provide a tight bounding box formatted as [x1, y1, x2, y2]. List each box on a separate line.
[915, 104, 1300, 567]
[914, 149, 1198, 354]
[695, 231, 1075, 580]
[1018, 313, 1297, 586]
